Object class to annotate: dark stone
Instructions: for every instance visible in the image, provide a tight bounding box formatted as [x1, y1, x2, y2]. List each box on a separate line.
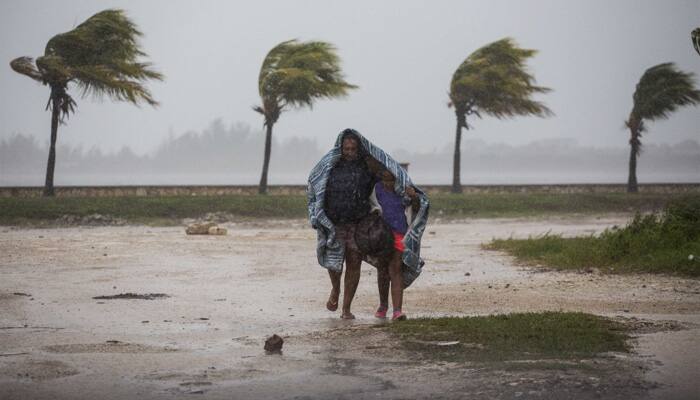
[264, 334, 284, 353]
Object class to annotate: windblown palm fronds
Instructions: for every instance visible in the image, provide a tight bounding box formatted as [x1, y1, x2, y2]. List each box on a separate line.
[254, 39, 356, 194]
[10, 9, 162, 196]
[625, 63, 700, 192]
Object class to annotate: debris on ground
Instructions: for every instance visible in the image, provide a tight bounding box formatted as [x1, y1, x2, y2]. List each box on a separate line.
[185, 222, 216, 234]
[185, 222, 227, 235]
[207, 226, 227, 235]
[92, 293, 170, 300]
[264, 334, 284, 353]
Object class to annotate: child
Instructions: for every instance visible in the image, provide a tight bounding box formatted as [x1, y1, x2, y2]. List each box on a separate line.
[372, 168, 418, 320]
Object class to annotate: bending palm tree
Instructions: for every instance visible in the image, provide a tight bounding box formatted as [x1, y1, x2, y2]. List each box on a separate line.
[10, 9, 162, 196]
[254, 39, 357, 194]
[448, 38, 552, 193]
[625, 63, 700, 193]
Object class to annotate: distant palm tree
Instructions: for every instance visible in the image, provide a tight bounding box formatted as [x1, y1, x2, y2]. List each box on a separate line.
[10, 9, 162, 196]
[625, 63, 700, 193]
[448, 38, 552, 193]
[254, 39, 357, 194]
[692, 28, 700, 56]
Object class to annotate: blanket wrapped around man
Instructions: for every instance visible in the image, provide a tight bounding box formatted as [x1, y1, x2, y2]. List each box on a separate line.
[307, 129, 430, 287]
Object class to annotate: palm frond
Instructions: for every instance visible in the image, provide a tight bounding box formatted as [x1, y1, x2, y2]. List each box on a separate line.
[9, 57, 44, 83]
[35, 55, 72, 83]
[257, 39, 357, 121]
[45, 9, 143, 67]
[449, 37, 552, 120]
[43, 8, 163, 106]
[631, 62, 700, 122]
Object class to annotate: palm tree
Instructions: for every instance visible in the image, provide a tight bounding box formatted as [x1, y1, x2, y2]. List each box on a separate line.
[254, 39, 357, 194]
[448, 38, 552, 193]
[10, 9, 162, 196]
[625, 63, 700, 193]
[692, 28, 700, 56]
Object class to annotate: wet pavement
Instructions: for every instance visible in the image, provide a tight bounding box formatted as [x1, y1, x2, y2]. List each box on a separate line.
[634, 314, 700, 400]
[1, 217, 698, 399]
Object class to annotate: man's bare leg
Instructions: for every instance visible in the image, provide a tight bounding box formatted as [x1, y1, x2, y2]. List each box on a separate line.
[341, 250, 362, 319]
[327, 269, 341, 311]
[387, 250, 404, 312]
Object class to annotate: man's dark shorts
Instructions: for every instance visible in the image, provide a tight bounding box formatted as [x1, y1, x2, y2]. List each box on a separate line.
[335, 223, 361, 254]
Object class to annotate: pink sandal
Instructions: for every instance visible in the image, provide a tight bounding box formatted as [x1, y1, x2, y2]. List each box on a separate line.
[392, 310, 407, 321]
[375, 305, 388, 319]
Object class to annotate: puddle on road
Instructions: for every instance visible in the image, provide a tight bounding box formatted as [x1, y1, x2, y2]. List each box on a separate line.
[632, 314, 700, 400]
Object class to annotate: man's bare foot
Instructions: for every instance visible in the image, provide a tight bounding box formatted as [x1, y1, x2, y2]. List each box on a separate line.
[326, 299, 338, 311]
[340, 311, 355, 319]
[326, 290, 339, 311]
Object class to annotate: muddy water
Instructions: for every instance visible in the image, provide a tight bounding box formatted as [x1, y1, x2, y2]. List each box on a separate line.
[1, 217, 699, 399]
[633, 314, 700, 400]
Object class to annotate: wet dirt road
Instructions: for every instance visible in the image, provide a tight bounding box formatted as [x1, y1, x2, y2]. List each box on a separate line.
[1, 217, 699, 399]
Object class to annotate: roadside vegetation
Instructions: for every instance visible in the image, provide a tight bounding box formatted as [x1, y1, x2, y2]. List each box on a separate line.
[485, 197, 700, 277]
[387, 312, 630, 363]
[1, 192, 697, 226]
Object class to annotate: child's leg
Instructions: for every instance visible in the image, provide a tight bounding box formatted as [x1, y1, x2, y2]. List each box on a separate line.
[387, 250, 404, 314]
[376, 266, 390, 317]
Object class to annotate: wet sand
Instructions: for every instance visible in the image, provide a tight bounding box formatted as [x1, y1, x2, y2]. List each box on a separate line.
[1, 217, 698, 399]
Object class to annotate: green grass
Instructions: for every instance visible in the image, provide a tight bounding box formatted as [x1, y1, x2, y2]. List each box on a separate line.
[485, 197, 700, 277]
[430, 192, 680, 218]
[387, 312, 629, 363]
[0, 192, 695, 226]
[0, 195, 308, 225]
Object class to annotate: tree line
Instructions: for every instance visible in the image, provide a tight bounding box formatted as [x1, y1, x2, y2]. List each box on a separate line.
[10, 9, 700, 196]
[3, 128, 698, 186]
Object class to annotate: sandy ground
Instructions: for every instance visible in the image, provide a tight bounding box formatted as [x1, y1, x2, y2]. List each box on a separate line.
[1, 216, 699, 399]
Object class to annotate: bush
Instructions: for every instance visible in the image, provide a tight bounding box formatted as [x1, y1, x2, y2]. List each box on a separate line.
[486, 196, 700, 276]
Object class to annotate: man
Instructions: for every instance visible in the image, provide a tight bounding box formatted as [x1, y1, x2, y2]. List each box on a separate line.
[307, 129, 430, 320]
[322, 131, 376, 319]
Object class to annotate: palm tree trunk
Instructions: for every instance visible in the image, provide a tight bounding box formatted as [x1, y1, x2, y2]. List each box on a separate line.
[258, 122, 274, 194]
[43, 97, 60, 197]
[627, 126, 640, 193]
[451, 115, 464, 194]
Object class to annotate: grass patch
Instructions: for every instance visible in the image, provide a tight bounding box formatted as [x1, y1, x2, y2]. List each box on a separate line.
[0, 192, 695, 225]
[430, 192, 681, 218]
[387, 312, 629, 363]
[0, 195, 308, 225]
[485, 197, 700, 277]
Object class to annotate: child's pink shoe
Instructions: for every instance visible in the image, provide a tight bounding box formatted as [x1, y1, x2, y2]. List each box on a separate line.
[392, 310, 407, 321]
[375, 305, 388, 318]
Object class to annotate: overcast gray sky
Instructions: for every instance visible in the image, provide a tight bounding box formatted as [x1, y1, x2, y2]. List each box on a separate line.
[1, 0, 698, 156]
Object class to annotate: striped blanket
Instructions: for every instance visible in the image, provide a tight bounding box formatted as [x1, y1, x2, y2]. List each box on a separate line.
[307, 129, 430, 287]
